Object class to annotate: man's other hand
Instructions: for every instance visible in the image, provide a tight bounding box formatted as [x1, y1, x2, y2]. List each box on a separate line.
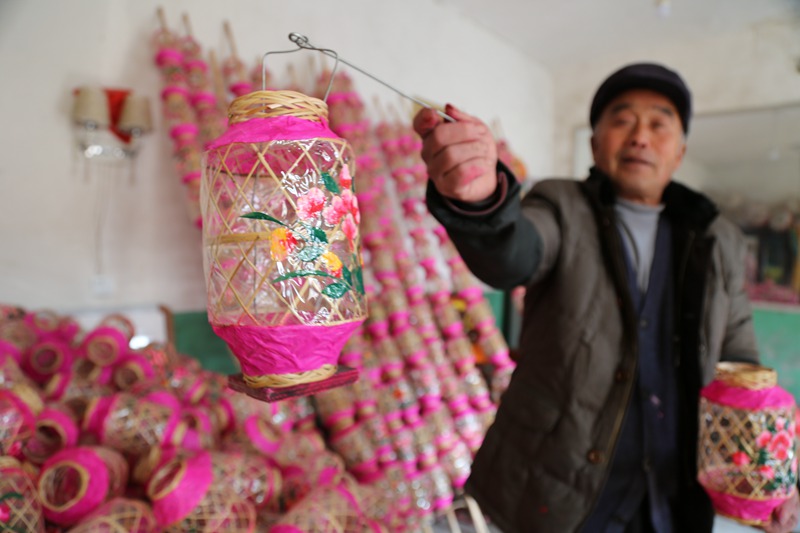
[762, 490, 800, 533]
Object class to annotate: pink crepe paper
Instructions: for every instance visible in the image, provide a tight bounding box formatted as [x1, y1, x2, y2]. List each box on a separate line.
[169, 122, 199, 140]
[212, 321, 363, 376]
[0, 339, 21, 364]
[160, 85, 190, 101]
[705, 486, 793, 525]
[82, 396, 115, 437]
[243, 416, 282, 455]
[40, 447, 114, 526]
[229, 81, 252, 97]
[206, 115, 339, 150]
[181, 170, 201, 183]
[459, 286, 485, 303]
[142, 390, 181, 411]
[148, 451, 214, 527]
[24, 340, 73, 384]
[80, 327, 129, 367]
[701, 381, 795, 411]
[0, 388, 38, 434]
[441, 322, 465, 339]
[154, 48, 183, 67]
[37, 406, 79, 448]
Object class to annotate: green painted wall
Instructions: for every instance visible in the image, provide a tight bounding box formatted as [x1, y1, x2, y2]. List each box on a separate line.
[753, 306, 800, 402]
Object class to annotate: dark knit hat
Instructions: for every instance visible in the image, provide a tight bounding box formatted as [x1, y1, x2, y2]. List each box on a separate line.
[589, 63, 692, 133]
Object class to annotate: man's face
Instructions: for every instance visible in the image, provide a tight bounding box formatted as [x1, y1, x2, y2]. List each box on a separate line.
[591, 89, 687, 205]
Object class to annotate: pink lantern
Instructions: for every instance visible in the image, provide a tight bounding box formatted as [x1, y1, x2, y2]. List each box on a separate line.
[698, 362, 797, 526]
[201, 90, 367, 398]
[0, 456, 45, 532]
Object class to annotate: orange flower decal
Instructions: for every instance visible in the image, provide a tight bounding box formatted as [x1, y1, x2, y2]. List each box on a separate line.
[270, 227, 297, 261]
[321, 251, 343, 277]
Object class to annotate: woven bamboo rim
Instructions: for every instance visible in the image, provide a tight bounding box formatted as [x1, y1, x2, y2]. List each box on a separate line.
[31, 344, 63, 374]
[716, 362, 777, 390]
[0, 456, 21, 470]
[113, 363, 144, 390]
[11, 383, 44, 414]
[243, 364, 337, 388]
[39, 460, 90, 512]
[228, 90, 328, 125]
[147, 459, 187, 501]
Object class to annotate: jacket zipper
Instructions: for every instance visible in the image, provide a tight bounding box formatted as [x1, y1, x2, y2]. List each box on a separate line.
[576, 215, 640, 531]
[674, 229, 695, 368]
[675, 229, 696, 492]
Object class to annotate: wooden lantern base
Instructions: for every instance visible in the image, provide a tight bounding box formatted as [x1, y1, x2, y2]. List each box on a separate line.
[227, 366, 359, 402]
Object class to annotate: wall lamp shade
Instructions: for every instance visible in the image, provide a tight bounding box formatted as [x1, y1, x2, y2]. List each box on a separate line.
[72, 86, 111, 128]
[117, 95, 153, 135]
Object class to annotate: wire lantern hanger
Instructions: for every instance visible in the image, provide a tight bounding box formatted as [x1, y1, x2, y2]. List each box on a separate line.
[262, 32, 455, 122]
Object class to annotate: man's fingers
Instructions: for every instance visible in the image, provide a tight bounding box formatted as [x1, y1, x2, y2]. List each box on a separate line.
[433, 157, 497, 201]
[420, 121, 491, 164]
[412, 107, 442, 138]
[426, 139, 494, 180]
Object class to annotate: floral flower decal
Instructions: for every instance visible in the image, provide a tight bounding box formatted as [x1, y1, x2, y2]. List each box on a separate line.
[731, 415, 797, 493]
[241, 170, 364, 300]
[339, 165, 353, 189]
[269, 227, 297, 261]
[296, 188, 326, 221]
[321, 251, 343, 278]
[0, 491, 25, 533]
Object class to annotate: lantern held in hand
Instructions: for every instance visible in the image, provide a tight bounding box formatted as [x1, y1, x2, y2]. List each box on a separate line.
[201, 90, 367, 401]
[698, 362, 797, 526]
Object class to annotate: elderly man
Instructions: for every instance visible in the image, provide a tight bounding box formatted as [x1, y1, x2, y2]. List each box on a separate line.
[414, 63, 800, 533]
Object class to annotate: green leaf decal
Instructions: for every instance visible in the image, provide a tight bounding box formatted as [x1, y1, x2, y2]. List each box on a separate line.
[756, 448, 769, 466]
[296, 245, 325, 262]
[273, 270, 331, 283]
[321, 172, 340, 194]
[342, 265, 352, 286]
[0, 491, 23, 503]
[242, 212, 284, 226]
[322, 282, 349, 299]
[310, 227, 329, 244]
[354, 265, 365, 295]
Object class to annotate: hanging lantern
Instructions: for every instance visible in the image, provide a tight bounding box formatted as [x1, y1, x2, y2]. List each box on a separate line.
[201, 90, 367, 400]
[698, 362, 797, 526]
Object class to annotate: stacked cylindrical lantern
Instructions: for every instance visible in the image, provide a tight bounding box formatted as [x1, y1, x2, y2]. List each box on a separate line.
[0, 456, 46, 532]
[38, 446, 129, 527]
[23, 403, 80, 464]
[66, 497, 158, 533]
[697, 362, 797, 526]
[82, 392, 185, 456]
[200, 90, 367, 389]
[146, 451, 255, 531]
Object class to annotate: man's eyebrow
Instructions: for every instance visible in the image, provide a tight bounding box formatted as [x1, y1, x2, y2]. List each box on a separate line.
[607, 102, 632, 114]
[653, 105, 676, 117]
[607, 102, 676, 118]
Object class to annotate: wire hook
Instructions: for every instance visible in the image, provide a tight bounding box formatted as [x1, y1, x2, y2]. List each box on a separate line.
[263, 33, 454, 122]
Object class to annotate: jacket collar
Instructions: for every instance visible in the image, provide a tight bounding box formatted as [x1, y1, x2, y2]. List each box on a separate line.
[582, 166, 718, 229]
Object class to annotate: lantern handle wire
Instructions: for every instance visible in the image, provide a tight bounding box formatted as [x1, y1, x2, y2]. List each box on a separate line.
[261, 36, 341, 102]
[262, 33, 454, 122]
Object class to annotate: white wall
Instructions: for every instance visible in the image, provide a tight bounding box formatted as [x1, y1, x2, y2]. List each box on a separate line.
[553, 17, 800, 178]
[0, 0, 553, 315]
